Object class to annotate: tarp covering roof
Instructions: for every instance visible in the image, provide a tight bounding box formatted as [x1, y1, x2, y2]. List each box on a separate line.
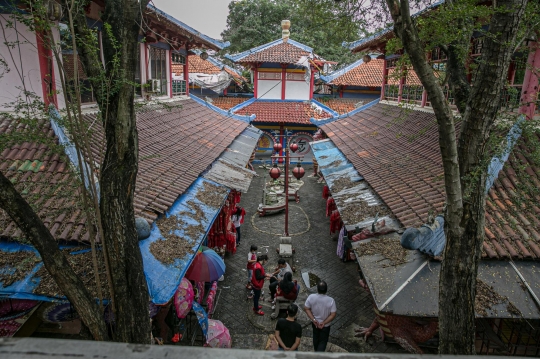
[140, 177, 229, 305]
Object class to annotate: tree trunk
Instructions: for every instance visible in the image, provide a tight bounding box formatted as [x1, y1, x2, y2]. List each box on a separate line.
[0, 172, 109, 341]
[96, 0, 151, 344]
[439, 0, 528, 354]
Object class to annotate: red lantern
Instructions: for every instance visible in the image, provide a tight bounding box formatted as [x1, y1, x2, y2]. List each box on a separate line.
[292, 163, 305, 179]
[273, 141, 282, 152]
[269, 164, 281, 179]
[290, 142, 299, 153]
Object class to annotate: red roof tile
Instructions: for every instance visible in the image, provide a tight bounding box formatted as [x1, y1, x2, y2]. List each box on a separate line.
[330, 59, 384, 87]
[321, 99, 361, 115]
[211, 97, 250, 110]
[322, 104, 540, 260]
[173, 55, 245, 82]
[236, 101, 331, 124]
[0, 99, 248, 241]
[238, 42, 311, 64]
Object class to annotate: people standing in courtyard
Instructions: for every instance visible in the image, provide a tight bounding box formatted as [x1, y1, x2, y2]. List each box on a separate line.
[246, 245, 257, 289]
[275, 304, 302, 351]
[268, 259, 292, 303]
[231, 206, 244, 246]
[304, 281, 337, 352]
[251, 254, 270, 316]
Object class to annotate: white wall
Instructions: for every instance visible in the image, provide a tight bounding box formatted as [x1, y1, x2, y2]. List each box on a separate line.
[51, 26, 65, 109]
[285, 80, 310, 100]
[258, 80, 282, 99]
[0, 15, 43, 111]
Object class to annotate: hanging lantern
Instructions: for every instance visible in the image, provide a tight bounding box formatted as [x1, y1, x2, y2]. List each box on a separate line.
[292, 163, 305, 179]
[200, 51, 209, 60]
[273, 142, 283, 152]
[290, 142, 299, 153]
[269, 164, 281, 179]
[362, 54, 372, 63]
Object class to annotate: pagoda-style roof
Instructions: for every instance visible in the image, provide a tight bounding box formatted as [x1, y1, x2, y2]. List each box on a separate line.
[225, 39, 324, 65]
[321, 57, 384, 87]
[344, 0, 445, 53]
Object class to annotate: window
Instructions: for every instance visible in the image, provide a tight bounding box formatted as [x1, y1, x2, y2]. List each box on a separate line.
[472, 37, 483, 55]
[259, 72, 281, 80]
[513, 59, 527, 85]
[172, 52, 185, 65]
[149, 46, 168, 95]
[430, 47, 447, 61]
[386, 58, 399, 69]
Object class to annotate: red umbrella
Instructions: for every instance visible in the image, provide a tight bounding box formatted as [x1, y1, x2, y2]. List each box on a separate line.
[185, 247, 226, 282]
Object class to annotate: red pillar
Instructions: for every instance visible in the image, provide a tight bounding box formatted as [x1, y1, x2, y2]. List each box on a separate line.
[144, 43, 149, 96]
[279, 124, 284, 164]
[421, 89, 427, 107]
[309, 66, 315, 99]
[381, 58, 388, 100]
[253, 66, 258, 98]
[36, 31, 57, 107]
[519, 42, 540, 119]
[281, 65, 286, 100]
[169, 50, 173, 98]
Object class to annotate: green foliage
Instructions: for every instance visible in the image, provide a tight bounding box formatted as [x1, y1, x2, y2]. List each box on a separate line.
[221, 0, 363, 66]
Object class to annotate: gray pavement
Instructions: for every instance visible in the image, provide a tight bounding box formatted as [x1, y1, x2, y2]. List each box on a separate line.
[212, 167, 406, 353]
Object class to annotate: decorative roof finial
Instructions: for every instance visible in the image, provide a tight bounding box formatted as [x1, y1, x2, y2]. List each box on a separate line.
[281, 20, 290, 43]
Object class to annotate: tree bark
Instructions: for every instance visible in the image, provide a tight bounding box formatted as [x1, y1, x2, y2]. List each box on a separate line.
[72, 0, 151, 343]
[0, 172, 109, 341]
[385, 0, 528, 354]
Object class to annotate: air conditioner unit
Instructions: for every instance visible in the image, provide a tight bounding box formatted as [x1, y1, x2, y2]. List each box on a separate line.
[147, 79, 161, 93]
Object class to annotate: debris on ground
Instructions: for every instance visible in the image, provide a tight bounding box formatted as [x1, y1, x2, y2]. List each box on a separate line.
[339, 202, 389, 224]
[475, 279, 521, 317]
[356, 238, 408, 266]
[330, 177, 355, 194]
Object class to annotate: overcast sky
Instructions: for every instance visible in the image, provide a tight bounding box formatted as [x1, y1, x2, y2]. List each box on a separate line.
[152, 0, 233, 40]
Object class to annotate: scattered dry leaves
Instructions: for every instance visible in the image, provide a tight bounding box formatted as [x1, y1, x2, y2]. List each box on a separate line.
[0, 250, 41, 287]
[150, 215, 195, 265]
[196, 182, 228, 208]
[475, 279, 521, 317]
[340, 202, 390, 224]
[330, 177, 355, 194]
[356, 238, 408, 266]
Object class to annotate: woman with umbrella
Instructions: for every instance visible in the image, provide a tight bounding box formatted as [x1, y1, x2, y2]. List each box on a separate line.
[251, 254, 270, 316]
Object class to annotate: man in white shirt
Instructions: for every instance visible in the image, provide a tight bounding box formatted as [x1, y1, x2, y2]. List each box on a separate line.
[269, 259, 292, 302]
[304, 281, 336, 352]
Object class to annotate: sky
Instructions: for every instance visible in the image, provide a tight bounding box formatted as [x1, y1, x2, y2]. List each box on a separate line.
[152, 0, 233, 40]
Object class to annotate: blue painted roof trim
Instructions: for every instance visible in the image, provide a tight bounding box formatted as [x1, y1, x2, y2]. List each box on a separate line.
[310, 98, 380, 126]
[320, 57, 366, 83]
[229, 97, 256, 112]
[344, 0, 446, 51]
[49, 107, 99, 200]
[147, 4, 230, 50]
[189, 94, 255, 123]
[311, 99, 339, 117]
[225, 38, 314, 63]
[484, 116, 525, 193]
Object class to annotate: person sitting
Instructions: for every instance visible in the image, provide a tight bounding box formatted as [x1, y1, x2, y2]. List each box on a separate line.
[276, 272, 299, 301]
[269, 259, 292, 302]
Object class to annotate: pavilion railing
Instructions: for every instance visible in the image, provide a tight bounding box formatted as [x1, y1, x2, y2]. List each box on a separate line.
[172, 79, 187, 96]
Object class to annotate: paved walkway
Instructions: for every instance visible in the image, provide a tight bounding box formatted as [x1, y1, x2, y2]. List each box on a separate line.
[212, 166, 405, 353]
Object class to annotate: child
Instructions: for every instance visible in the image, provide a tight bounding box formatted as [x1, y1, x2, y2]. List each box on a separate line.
[232, 206, 244, 245]
[246, 245, 257, 290]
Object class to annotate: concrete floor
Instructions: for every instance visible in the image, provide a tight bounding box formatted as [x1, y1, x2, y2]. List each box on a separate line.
[211, 166, 406, 353]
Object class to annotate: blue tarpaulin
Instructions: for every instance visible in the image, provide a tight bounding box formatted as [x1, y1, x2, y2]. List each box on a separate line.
[0, 243, 91, 302]
[1, 178, 228, 304]
[140, 177, 229, 305]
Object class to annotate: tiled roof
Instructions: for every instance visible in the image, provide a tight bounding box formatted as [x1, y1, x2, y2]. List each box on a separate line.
[322, 103, 444, 228]
[211, 97, 250, 110]
[173, 55, 245, 82]
[235, 101, 332, 124]
[322, 103, 540, 260]
[0, 117, 90, 242]
[320, 99, 359, 115]
[387, 67, 423, 85]
[483, 133, 540, 260]
[328, 59, 384, 87]
[0, 99, 248, 241]
[228, 40, 315, 65]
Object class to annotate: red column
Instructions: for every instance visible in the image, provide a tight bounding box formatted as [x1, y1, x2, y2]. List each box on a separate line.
[36, 31, 57, 107]
[309, 66, 315, 99]
[519, 42, 540, 119]
[144, 43, 149, 97]
[184, 45, 190, 96]
[281, 65, 286, 100]
[169, 50, 173, 98]
[253, 66, 258, 98]
[421, 89, 428, 107]
[381, 58, 388, 100]
[279, 124, 284, 164]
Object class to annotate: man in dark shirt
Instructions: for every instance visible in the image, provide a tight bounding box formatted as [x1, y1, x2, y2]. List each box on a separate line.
[275, 304, 302, 351]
